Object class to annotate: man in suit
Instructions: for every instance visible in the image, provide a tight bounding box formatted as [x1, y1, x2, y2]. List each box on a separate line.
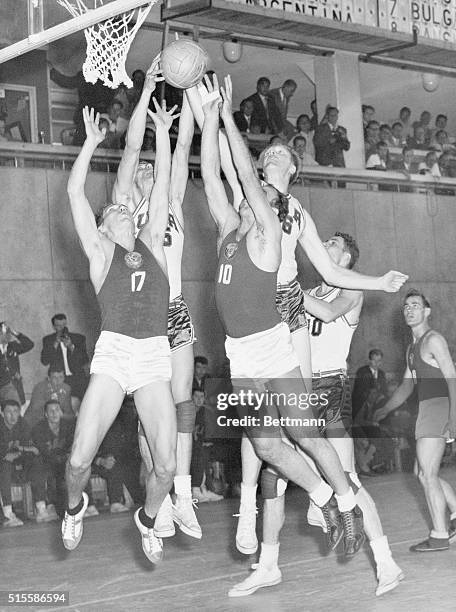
[269, 79, 297, 139]
[0, 323, 34, 406]
[352, 349, 388, 420]
[233, 99, 255, 133]
[313, 106, 350, 167]
[246, 77, 281, 135]
[40, 314, 88, 411]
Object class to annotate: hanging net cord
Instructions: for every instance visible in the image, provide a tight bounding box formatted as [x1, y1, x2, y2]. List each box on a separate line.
[57, 1, 155, 88]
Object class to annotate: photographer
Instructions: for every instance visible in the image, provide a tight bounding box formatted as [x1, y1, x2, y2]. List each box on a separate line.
[40, 314, 89, 413]
[314, 106, 350, 167]
[0, 322, 34, 406]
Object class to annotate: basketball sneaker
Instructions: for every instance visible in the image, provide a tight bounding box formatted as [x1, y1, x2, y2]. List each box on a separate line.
[154, 494, 176, 538]
[61, 492, 89, 551]
[173, 495, 202, 539]
[110, 502, 129, 514]
[341, 504, 365, 557]
[234, 505, 258, 554]
[228, 565, 282, 597]
[307, 499, 327, 531]
[134, 508, 163, 563]
[376, 562, 404, 596]
[409, 537, 449, 552]
[320, 496, 344, 550]
[3, 511, 23, 528]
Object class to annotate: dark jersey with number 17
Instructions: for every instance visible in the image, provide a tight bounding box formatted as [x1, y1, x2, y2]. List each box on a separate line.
[215, 230, 280, 338]
[96, 238, 169, 339]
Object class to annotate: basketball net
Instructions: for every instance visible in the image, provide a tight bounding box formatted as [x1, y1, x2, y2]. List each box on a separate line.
[57, 0, 156, 88]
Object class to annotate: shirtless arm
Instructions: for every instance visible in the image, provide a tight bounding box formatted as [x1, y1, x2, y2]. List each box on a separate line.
[169, 93, 194, 217]
[304, 289, 363, 323]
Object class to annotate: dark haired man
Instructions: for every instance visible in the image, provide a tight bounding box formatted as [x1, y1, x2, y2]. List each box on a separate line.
[314, 106, 350, 167]
[269, 79, 298, 139]
[0, 323, 34, 406]
[375, 291, 456, 552]
[246, 77, 281, 134]
[352, 348, 388, 420]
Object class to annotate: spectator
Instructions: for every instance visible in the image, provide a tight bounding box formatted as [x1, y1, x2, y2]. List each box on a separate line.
[0, 118, 11, 142]
[97, 117, 120, 149]
[193, 356, 209, 392]
[190, 389, 224, 502]
[418, 110, 432, 143]
[141, 125, 155, 151]
[313, 106, 350, 167]
[392, 146, 416, 174]
[366, 141, 390, 170]
[26, 366, 74, 430]
[246, 77, 281, 134]
[0, 322, 33, 406]
[288, 114, 315, 158]
[364, 120, 380, 159]
[437, 151, 455, 178]
[309, 99, 318, 131]
[396, 106, 413, 137]
[352, 348, 388, 420]
[430, 113, 448, 141]
[0, 399, 52, 525]
[362, 104, 375, 127]
[99, 99, 129, 148]
[390, 122, 407, 147]
[418, 151, 441, 177]
[233, 98, 255, 133]
[379, 124, 393, 146]
[430, 129, 454, 154]
[40, 313, 89, 412]
[114, 69, 145, 121]
[269, 79, 298, 139]
[406, 124, 428, 150]
[292, 135, 318, 175]
[48, 65, 115, 145]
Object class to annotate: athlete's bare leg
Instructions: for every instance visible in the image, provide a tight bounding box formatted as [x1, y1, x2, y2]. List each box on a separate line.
[439, 476, 456, 513]
[415, 437, 448, 534]
[171, 344, 194, 477]
[290, 327, 312, 388]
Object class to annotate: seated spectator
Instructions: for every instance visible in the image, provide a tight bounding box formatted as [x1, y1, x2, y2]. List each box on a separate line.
[390, 121, 407, 147]
[26, 366, 74, 430]
[430, 129, 454, 154]
[418, 151, 441, 177]
[364, 120, 380, 158]
[288, 114, 315, 158]
[429, 113, 448, 142]
[97, 117, 119, 149]
[366, 141, 390, 170]
[395, 106, 413, 137]
[406, 124, 428, 150]
[193, 356, 209, 391]
[292, 135, 318, 175]
[0, 322, 33, 406]
[233, 98, 255, 133]
[362, 104, 375, 132]
[391, 146, 417, 174]
[246, 77, 281, 134]
[190, 389, 224, 502]
[438, 151, 456, 178]
[0, 399, 52, 526]
[379, 124, 393, 146]
[313, 106, 350, 167]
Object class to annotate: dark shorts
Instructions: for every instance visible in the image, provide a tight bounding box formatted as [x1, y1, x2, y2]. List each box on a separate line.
[312, 374, 352, 436]
[168, 295, 195, 352]
[415, 397, 450, 439]
[276, 279, 308, 334]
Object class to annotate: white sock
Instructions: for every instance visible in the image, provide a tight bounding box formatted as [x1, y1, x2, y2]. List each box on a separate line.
[3, 505, 13, 517]
[430, 529, 448, 539]
[240, 483, 257, 508]
[258, 542, 279, 570]
[309, 480, 333, 507]
[450, 511, 456, 521]
[370, 535, 393, 566]
[36, 501, 46, 513]
[335, 489, 356, 512]
[175, 475, 191, 497]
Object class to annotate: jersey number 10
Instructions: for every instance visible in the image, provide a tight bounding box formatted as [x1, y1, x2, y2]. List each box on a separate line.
[218, 264, 232, 285]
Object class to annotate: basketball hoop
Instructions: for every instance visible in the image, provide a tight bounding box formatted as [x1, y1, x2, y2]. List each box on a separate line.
[57, 0, 155, 88]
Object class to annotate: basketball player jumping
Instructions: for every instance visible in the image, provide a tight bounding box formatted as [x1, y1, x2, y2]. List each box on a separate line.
[375, 290, 456, 552]
[62, 98, 178, 563]
[229, 233, 403, 597]
[111, 56, 201, 539]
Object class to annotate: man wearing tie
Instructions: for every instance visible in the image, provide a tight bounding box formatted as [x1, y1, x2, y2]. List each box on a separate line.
[246, 77, 281, 134]
[233, 99, 255, 133]
[269, 79, 297, 140]
[41, 314, 89, 413]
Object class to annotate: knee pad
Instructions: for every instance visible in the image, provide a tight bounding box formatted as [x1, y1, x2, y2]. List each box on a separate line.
[261, 469, 288, 499]
[176, 400, 196, 433]
[345, 471, 362, 494]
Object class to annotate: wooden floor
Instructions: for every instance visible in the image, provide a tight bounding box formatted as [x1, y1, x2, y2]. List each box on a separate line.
[1, 469, 456, 612]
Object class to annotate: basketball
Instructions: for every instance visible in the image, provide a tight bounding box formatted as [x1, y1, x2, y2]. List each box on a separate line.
[161, 39, 209, 89]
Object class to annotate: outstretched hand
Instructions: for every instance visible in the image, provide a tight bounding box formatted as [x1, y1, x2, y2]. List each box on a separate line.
[220, 75, 233, 120]
[147, 98, 180, 131]
[82, 106, 106, 145]
[381, 270, 409, 293]
[199, 73, 222, 116]
[144, 53, 165, 93]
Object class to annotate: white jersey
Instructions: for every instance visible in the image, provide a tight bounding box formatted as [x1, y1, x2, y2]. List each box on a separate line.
[307, 286, 358, 372]
[133, 198, 184, 301]
[164, 202, 184, 301]
[277, 194, 306, 285]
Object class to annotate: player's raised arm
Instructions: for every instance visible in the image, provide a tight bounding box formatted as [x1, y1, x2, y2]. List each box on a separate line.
[220, 75, 278, 232]
[299, 212, 408, 292]
[170, 93, 194, 215]
[140, 98, 179, 250]
[112, 55, 163, 211]
[186, 81, 244, 211]
[304, 289, 363, 323]
[67, 106, 105, 261]
[200, 77, 238, 235]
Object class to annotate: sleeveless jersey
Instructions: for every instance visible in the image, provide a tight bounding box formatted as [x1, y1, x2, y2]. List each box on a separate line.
[215, 230, 281, 338]
[277, 194, 306, 285]
[97, 239, 169, 339]
[307, 286, 358, 372]
[407, 329, 448, 401]
[164, 202, 184, 300]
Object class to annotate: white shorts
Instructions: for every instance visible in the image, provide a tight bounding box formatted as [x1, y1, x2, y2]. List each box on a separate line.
[90, 331, 171, 394]
[225, 322, 299, 380]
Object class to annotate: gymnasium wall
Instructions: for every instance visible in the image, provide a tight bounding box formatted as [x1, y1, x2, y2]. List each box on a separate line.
[1, 166, 455, 396]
